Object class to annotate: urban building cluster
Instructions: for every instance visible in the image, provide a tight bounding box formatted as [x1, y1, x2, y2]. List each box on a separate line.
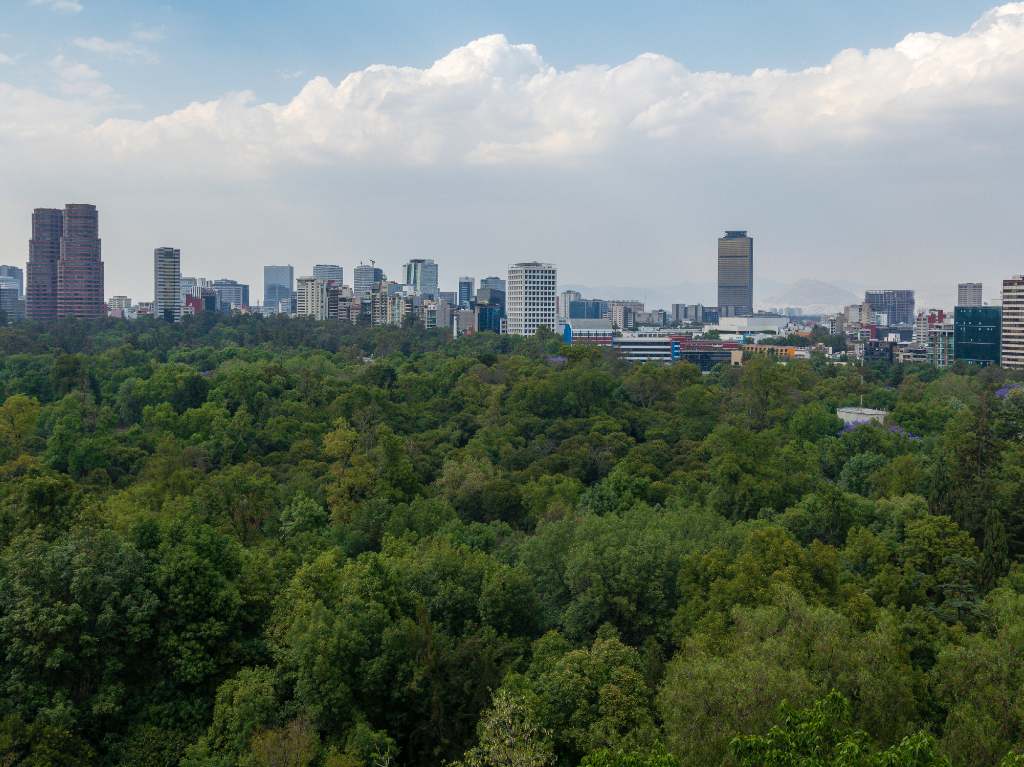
[2, 209, 1021, 371]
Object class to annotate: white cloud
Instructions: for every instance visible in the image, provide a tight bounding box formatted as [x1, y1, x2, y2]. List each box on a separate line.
[69, 5, 1024, 169]
[73, 36, 157, 62]
[30, 0, 83, 13]
[131, 25, 166, 43]
[49, 54, 113, 99]
[0, 53, 13, 65]
[2, 5, 1024, 305]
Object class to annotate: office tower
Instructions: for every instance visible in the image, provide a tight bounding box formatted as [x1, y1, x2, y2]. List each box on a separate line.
[108, 296, 132, 310]
[57, 204, 104, 319]
[313, 264, 344, 284]
[1002, 277, 1024, 369]
[559, 289, 581, 319]
[480, 276, 506, 293]
[26, 208, 63, 320]
[459, 277, 475, 307]
[263, 265, 294, 312]
[296, 276, 329, 320]
[353, 263, 384, 297]
[507, 262, 557, 336]
[864, 290, 915, 326]
[0, 265, 24, 298]
[153, 247, 182, 322]
[955, 306, 1001, 366]
[213, 279, 249, 311]
[958, 282, 983, 307]
[569, 299, 609, 320]
[717, 230, 753, 317]
[0, 285, 24, 322]
[403, 258, 439, 298]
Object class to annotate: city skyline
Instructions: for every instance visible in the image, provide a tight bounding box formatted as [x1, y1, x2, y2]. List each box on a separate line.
[2, 4, 1024, 306]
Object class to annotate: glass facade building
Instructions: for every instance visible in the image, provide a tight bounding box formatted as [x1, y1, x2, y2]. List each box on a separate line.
[954, 306, 1000, 366]
[864, 289, 915, 326]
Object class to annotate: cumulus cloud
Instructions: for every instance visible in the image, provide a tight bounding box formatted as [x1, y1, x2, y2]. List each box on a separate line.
[73, 36, 156, 62]
[2, 5, 1024, 304]
[67, 5, 1024, 171]
[30, 0, 83, 13]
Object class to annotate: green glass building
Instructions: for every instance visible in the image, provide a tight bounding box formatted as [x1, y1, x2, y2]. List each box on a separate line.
[954, 306, 1001, 366]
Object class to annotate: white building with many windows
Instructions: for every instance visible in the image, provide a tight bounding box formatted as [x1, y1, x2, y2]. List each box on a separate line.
[506, 262, 556, 336]
[1002, 276, 1024, 369]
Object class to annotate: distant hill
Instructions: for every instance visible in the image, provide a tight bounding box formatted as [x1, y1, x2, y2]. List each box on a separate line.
[760, 279, 861, 314]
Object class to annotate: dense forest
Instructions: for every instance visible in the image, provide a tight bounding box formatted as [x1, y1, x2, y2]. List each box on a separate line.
[2, 314, 1024, 767]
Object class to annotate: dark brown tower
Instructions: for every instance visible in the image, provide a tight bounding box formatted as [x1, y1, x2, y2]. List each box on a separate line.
[57, 204, 104, 319]
[26, 208, 63, 321]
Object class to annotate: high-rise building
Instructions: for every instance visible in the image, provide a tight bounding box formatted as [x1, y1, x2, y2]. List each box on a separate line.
[403, 259, 439, 298]
[864, 290, 915, 326]
[263, 265, 294, 312]
[313, 264, 344, 284]
[459, 276, 475, 307]
[480, 276, 506, 293]
[958, 282, 983, 307]
[153, 247, 182, 322]
[353, 263, 384, 297]
[0, 286, 24, 322]
[1001, 277, 1024, 369]
[507, 262, 556, 336]
[569, 299, 609, 320]
[954, 306, 1001, 366]
[213, 279, 249, 311]
[26, 207, 63, 321]
[57, 204, 104, 319]
[558, 290, 581, 320]
[296, 276, 329, 320]
[0, 266, 24, 298]
[717, 230, 753, 317]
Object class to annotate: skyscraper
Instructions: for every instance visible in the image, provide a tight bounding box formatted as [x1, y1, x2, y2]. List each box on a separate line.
[153, 247, 182, 322]
[313, 264, 344, 284]
[26, 208, 63, 321]
[717, 230, 753, 317]
[354, 263, 384, 297]
[264, 265, 294, 312]
[958, 282, 983, 307]
[864, 290, 915, 326]
[403, 259, 439, 298]
[0, 266, 24, 298]
[458, 276, 475, 307]
[507, 262, 557, 336]
[1001, 277, 1024, 369]
[57, 204, 104, 319]
[213, 279, 249, 311]
[480, 276, 506, 293]
[954, 306, 1000, 366]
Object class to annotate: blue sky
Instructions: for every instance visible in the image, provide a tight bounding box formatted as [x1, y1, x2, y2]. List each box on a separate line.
[2, 1, 1023, 308]
[2, 1, 999, 114]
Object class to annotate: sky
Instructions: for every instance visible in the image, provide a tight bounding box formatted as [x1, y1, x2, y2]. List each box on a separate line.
[1, 0, 1022, 309]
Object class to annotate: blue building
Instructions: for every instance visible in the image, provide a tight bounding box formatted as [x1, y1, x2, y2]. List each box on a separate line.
[954, 306, 1001, 366]
[568, 299, 609, 320]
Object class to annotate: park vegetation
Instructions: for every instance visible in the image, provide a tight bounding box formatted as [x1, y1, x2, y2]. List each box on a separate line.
[1, 314, 1024, 766]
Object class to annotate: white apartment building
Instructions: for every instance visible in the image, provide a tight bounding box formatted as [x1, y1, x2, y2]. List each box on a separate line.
[1002, 277, 1024, 369]
[296, 276, 329, 320]
[506, 262, 557, 336]
[153, 247, 182, 322]
[958, 282, 983, 307]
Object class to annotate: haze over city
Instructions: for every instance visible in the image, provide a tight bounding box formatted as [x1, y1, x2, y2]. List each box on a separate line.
[2, 1, 1024, 305]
